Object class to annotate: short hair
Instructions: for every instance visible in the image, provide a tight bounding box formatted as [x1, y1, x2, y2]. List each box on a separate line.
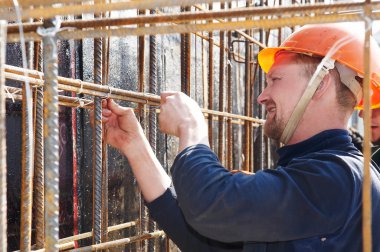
[291, 53, 357, 110]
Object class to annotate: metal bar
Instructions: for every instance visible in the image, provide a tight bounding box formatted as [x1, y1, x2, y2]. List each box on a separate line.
[137, 8, 147, 252]
[362, 1, 372, 251]
[243, 5, 251, 171]
[8, 12, 380, 43]
[185, 6, 191, 95]
[20, 41, 34, 252]
[33, 38, 45, 250]
[59, 220, 137, 245]
[100, 4, 110, 246]
[4, 68, 265, 124]
[1, 0, 237, 20]
[0, 20, 7, 252]
[226, 2, 233, 169]
[41, 18, 61, 252]
[218, 2, 225, 164]
[148, 9, 158, 251]
[92, 5, 103, 246]
[69, 231, 165, 252]
[208, 3, 214, 150]
[3, 1, 379, 26]
[4, 85, 93, 109]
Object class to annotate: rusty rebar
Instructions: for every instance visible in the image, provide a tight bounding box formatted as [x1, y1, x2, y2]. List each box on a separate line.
[3, 1, 379, 27]
[218, 2, 226, 165]
[100, 6, 109, 245]
[0, 20, 7, 252]
[208, 3, 214, 150]
[33, 38, 45, 249]
[92, 7, 103, 246]
[59, 220, 137, 245]
[69, 231, 165, 252]
[40, 17, 61, 252]
[137, 8, 147, 252]
[226, 2, 233, 169]
[243, 1, 251, 172]
[148, 9, 158, 252]
[4, 67, 265, 125]
[20, 41, 34, 252]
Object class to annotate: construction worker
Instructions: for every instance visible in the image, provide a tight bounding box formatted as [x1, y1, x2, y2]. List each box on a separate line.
[102, 23, 380, 251]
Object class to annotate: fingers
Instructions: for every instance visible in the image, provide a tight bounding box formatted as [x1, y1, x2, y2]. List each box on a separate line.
[107, 99, 131, 116]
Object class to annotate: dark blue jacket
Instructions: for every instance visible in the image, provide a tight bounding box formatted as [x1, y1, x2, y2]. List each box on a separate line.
[147, 129, 380, 251]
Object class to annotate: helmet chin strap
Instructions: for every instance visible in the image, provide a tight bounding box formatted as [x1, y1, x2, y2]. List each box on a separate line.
[280, 58, 336, 144]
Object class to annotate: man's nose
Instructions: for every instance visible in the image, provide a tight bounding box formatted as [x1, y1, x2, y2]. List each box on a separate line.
[257, 88, 269, 105]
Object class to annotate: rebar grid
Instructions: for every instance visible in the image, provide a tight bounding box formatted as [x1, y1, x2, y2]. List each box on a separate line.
[0, 20, 7, 252]
[41, 18, 60, 252]
[1, 1, 376, 251]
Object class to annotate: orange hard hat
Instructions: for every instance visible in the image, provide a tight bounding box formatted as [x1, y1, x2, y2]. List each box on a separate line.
[258, 22, 380, 109]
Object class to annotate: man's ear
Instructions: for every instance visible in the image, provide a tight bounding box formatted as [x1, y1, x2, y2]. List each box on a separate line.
[313, 74, 331, 99]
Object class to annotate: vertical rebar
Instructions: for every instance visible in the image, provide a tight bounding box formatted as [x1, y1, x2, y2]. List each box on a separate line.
[148, 9, 158, 252]
[93, 8, 103, 246]
[39, 17, 61, 252]
[100, 0, 109, 246]
[208, 3, 214, 150]
[180, 6, 191, 95]
[33, 39, 45, 249]
[218, 2, 225, 165]
[20, 26, 35, 252]
[243, 5, 251, 171]
[0, 20, 7, 252]
[226, 3, 233, 169]
[137, 9, 147, 252]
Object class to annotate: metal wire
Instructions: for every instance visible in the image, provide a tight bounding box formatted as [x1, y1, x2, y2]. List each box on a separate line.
[40, 18, 61, 252]
[0, 20, 7, 252]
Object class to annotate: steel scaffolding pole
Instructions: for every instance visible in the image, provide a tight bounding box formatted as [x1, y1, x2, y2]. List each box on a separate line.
[39, 18, 61, 252]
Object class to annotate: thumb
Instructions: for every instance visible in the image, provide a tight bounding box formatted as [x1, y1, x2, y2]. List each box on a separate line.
[107, 99, 130, 116]
[160, 91, 179, 104]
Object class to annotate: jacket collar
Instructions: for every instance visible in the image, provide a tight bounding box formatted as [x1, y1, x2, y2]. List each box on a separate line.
[276, 129, 353, 166]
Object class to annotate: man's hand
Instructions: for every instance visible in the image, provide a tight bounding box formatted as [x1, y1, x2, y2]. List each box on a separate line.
[102, 99, 145, 156]
[159, 92, 209, 151]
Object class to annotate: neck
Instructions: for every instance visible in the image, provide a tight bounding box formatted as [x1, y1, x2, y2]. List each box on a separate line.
[285, 105, 350, 146]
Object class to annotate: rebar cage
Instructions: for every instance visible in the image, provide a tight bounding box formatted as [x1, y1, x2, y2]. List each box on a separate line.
[0, 0, 378, 251]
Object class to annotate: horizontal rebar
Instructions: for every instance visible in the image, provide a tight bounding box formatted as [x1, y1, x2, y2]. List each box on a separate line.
[7, 11, 380, 43]
[59, 220, 137, 244]
[0, 0, 233, 21]
[4, 86, 93, 109]
[68, 231, 165, 252]
[4, 65, 265, 124]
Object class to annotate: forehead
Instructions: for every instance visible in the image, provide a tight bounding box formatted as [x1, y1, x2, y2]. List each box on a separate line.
[267, 52, 303, 76]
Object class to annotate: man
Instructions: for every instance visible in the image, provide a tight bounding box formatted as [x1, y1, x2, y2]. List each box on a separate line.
[102, 23, 380, 251]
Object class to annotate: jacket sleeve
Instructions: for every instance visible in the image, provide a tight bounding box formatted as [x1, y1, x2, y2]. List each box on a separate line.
[146, 187, 243, 252]
[170, 144, 352, 243]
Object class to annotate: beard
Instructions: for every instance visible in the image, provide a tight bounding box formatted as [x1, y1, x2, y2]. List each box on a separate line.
[264, 111, 285, 140]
